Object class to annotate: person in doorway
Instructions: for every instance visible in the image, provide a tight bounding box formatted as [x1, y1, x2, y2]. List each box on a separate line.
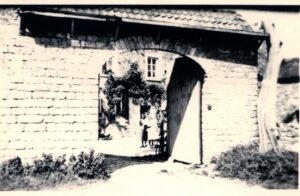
[140, 113, 151, 147]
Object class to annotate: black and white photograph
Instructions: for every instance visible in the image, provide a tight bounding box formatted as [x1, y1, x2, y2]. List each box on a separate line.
[0, 1, 299, 195]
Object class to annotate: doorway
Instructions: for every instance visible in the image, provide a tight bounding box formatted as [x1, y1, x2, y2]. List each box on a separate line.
[167, 57, 205, 164]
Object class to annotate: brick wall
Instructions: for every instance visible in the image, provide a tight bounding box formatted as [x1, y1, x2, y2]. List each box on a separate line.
[0, 9, 105, 161]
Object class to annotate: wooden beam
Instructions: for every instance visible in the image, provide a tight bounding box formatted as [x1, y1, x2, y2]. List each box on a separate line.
[20, 10, 268, 38]
[19, 15, 27, 35]
[256, 39, 263, 50]
[21, 11, 107, 22]
[122, 18, 269, 38]
[155, 30, 162, 44]
[70, 19, 75, 38]
[114, 23, 120, 41]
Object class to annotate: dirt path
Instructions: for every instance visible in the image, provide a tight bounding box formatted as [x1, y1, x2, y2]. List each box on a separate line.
[59, 161, 273, 196]
[50, 138, 296, 195]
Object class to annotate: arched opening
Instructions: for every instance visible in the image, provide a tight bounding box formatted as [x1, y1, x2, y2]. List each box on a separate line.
[98, 49, 205, 164]
[167, 57, 205, 164]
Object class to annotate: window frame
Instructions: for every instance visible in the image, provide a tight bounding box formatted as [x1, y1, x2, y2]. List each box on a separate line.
[146, 56, 158, 80]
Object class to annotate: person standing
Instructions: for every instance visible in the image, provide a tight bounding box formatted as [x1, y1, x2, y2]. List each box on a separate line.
[140, 113, 151, 147]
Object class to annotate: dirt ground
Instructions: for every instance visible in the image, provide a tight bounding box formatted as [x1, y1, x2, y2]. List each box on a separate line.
[9, 137, 297, 195]
[54, 160, 299, 196]
[92, 136, 157, 157]
[34, 137, 294, 195]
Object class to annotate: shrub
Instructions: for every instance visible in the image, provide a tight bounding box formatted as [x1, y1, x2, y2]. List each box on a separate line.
[69, 150, 109, 180]
[0, 150, 109, 190]
[31, 154, 67, 180]
[212, 143, 298, 189]
[0, 157, 24, 177]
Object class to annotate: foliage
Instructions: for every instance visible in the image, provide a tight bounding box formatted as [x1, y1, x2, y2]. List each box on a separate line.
[0, 157, 24, 177]
[103, 63, 166, 121]
[31, 154, 68, 179]
[69, 150, 109, 180]
[211, 143, 298, 189]
[0, 150, 109, 190]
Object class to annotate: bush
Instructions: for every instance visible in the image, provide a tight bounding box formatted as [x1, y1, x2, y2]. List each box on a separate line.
[0, 150, 109, 190]
[31, 154, 68, 180]
[69, 150, 109, 180]
[0, 157, 24, 177]
[212, 143, 298, 189]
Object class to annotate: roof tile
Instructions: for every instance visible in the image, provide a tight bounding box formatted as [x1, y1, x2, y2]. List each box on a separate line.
[30, 7, 264, 34]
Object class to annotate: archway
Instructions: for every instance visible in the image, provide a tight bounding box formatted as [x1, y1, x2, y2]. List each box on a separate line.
[99, 49, 205, 164]
[167, 57, 205, 164]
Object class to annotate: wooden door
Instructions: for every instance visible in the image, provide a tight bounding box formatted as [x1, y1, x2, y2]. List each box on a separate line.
[167, 57, 204, 164]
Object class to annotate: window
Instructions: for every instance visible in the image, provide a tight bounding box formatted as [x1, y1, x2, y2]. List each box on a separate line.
[147, 57, 157, 78]
[102, 63, 107, 75]
[114, 94, 129, 119]
[102, 58, 113, 75]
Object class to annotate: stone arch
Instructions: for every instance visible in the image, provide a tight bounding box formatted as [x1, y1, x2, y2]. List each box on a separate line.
[166, 56, 205, 164]
[100, 48, 206, 164]
[110, 37, 196, 57]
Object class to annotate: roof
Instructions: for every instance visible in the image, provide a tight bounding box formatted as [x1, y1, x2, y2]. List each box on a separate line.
[20, 7, 267, 37]
[279, 58, 299, 79]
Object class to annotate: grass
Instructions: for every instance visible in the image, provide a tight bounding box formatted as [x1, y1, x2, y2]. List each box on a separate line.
[211, 143, 298, 189]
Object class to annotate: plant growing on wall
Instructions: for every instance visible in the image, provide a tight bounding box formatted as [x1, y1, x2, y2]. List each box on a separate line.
[103, 63, 166, 122]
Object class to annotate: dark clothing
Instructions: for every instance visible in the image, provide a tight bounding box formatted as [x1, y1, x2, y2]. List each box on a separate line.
[142, 125, 149, 141]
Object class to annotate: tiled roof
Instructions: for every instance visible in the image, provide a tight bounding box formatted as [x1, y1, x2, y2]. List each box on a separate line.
[23, 7, 265, 36]
[279, 58, 299, 79]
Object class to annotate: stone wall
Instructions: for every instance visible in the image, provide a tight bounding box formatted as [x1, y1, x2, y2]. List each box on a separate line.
[0, 9, 105, 161]
[193, 57, 259, 163]
[276, 83, 299, 152]
[98, 50, 178, 142]
[0, 8, 263, 164]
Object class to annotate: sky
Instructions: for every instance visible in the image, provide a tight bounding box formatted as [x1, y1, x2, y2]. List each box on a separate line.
[236, 9, 300, 59]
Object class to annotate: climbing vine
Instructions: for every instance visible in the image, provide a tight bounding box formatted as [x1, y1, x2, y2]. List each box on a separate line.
[103, 63, 166, 121]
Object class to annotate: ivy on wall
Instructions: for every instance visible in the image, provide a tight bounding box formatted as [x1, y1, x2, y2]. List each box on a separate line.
[103, 63, 166, 122]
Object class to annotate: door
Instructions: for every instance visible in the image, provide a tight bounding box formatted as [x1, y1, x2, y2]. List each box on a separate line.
[167, 57, 204, 164]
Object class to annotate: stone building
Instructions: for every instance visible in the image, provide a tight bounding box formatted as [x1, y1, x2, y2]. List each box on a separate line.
[99, 50, 178, 138]
[0, 6, 289, 164]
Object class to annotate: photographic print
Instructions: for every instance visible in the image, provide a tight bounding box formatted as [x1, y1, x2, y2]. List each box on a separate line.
[0, 3, 299, 195]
